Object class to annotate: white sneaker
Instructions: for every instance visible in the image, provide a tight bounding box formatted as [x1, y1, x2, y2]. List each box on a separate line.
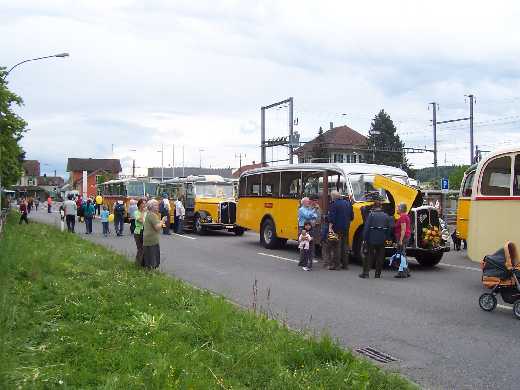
[302, 267, 310, 271]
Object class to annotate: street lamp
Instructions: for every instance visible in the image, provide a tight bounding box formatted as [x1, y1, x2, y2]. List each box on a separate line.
[3, 52, 70, 79]
[129, 149, 137, 177]
[199, 148, 205, 169]
[157, 145, 164, 182]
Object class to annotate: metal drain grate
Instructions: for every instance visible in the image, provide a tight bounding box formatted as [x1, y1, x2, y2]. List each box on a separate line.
[355, 346, 398, 363]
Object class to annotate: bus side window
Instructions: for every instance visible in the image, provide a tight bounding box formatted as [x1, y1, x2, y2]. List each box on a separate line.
[239, 177, 247, 197]
[481, 156, 512, 196]
[246, 174, 262, 196]
[514, 155, 520, 196]
[280, 172, 301, 198]
[262, 172, 280, 197]
[462, 171, 475, 197]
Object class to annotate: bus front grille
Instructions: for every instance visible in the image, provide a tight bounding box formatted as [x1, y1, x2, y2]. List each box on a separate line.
[220, 202, 236, 224]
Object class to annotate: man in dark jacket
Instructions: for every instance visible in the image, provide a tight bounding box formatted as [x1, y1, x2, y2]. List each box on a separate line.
[328, 191, 354, 270]
[360, 193, 394, 278]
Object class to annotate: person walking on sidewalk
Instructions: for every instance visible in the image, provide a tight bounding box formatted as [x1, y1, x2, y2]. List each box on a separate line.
[83, 199, 95, 234]
[63, 194, 77, 232]
[34, 198, 39, 211]
[133, 199, 146, 266]
[159, 193, 171, 235]
[100, 205, 110, 236]
[328, 191, 354, 270]
[47, 195, 52, 213]
[95, 194, 103, 216]
[19, 198, 29, 224]
[128, 199, 138, 234]
[359, 193, 393, 279]
[114, 200, 126, 236]
[174, 197, 185, 234]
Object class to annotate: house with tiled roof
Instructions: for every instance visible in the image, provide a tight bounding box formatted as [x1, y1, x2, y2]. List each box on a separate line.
[294, 123, 368, 164]
[67, 158, 122, 197]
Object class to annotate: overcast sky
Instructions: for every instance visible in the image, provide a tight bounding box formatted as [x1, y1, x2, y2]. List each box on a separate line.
[3, 0, 520, 177]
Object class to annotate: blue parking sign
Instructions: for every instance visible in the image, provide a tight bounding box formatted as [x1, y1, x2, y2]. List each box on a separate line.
[441, 177, 449, 191]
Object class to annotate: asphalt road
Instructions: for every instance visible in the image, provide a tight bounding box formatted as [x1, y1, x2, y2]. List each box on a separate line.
[29, 208, 519, 390]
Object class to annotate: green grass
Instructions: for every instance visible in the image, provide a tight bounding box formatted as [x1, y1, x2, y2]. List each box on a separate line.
[0, 213, 415, 389]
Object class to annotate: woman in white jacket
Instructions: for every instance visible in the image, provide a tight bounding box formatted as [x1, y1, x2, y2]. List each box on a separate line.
[174, 198, 185, 234]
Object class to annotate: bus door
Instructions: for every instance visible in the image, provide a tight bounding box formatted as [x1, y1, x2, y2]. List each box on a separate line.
[185, 182, 196, 216]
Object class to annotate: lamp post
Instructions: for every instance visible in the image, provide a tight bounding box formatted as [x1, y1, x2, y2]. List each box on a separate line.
[0, 52, 69, 210]
[3, 53, 70, 80]
[199, 148, 205, 169]
[157, 145, 164, 182]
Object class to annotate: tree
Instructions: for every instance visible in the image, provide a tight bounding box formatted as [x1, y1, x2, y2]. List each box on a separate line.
[448, 165, 469, 190]
[367, 110, 412, 173]
[0, 68, 27, 188]
[311, 126, 329, 162]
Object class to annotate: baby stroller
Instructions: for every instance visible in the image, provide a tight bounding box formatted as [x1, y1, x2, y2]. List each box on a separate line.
[479, 241, 520, 319]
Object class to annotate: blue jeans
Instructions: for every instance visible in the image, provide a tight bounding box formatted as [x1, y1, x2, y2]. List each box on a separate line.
[115, 217, 124, 235]
[85, 216, 93, 234]
[102, 222, 109, 235]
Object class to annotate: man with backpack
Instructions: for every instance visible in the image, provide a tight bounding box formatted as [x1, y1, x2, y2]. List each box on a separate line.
[114, 200, 126, 236]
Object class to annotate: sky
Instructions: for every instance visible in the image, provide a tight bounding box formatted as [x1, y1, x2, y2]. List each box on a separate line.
[2, 0, 520, 178]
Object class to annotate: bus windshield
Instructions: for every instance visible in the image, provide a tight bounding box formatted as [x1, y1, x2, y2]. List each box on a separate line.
[349, 174, 388, 202]
[196, 183, 234, 198]
[126, 181, 144, 197]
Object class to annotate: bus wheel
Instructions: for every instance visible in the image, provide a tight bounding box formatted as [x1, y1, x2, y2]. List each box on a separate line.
[260, 219, 280, 249]
[234, 226, 245, 236]
[415, 252, 443, 267]
[194, 216, 205, 235]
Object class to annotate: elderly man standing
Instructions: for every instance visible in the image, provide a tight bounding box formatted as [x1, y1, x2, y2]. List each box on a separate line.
[328, 191, 354, 270]
[360, 193, 394, 279]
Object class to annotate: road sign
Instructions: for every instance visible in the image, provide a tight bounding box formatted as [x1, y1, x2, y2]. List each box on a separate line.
[441, 177, 449, 193]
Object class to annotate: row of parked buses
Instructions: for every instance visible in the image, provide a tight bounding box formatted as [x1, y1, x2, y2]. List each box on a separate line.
[455, 146, 520, 262]
[97, 163, 453, 267]
[97, 175, 243, 235]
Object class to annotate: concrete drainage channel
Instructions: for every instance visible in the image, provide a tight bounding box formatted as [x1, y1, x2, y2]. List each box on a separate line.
[355, 346, 398, 364]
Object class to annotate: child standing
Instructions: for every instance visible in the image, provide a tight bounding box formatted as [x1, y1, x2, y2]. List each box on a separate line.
[298, 221, 313, 271]
[100, 206, 110, 237]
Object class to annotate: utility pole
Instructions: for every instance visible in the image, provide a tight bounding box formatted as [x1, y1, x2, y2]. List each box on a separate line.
[468, 94, 475, 164]
[161, 144, 164, 182]
[260, 107, 266, 166]
[172, 144, 175, 178]
[429, 102, 438, 180]
[132, 160, 136, 177]
[235, 153, 245, 169]
[288, 97, 294, 164]
[182, 146, 185, 176]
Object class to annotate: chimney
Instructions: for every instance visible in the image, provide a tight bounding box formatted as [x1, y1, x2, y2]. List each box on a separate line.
[330, 122, 334, 130]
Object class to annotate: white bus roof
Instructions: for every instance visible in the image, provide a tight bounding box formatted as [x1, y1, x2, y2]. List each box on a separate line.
[161, 175, 230, 184]
[241, 163, 408, 178]
[98, 178, 159, 185]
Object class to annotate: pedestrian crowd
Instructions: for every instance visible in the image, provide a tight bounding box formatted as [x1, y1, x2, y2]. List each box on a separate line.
[297, 190, 411, 279]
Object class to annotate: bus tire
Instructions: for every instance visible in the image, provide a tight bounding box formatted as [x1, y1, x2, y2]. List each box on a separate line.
[260, 218, 280, 249]
[415, 252, 443, 267]
[234, 226, 245, 236]
[352, 229, 365, 263]
[194, 215, 205, 235]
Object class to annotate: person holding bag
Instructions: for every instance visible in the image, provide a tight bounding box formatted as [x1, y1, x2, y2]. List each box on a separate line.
[133, 199, 146, 266]
[393, 202, 411, 278]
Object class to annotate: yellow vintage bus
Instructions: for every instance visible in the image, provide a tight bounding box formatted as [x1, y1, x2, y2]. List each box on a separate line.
[237, 163, 450, 267]
[455, 164, 477, 241]
[467, 147, 520, 262]
[97, 178, 159, 219]
[157, 175, 242, 235]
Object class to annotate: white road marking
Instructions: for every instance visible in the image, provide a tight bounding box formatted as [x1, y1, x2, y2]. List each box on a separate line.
[438, 263, 480, 272]
[172, 233, 197, 240]
[497, 304, 512, 311]
[257, 252, 318, 263]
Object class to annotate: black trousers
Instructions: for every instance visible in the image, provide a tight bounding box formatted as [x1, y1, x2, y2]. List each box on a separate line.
[364, 244, 385, 276]
[85, 216, 93, 234]
[66, 215, 75, 232]
[19, 213, 29, 224]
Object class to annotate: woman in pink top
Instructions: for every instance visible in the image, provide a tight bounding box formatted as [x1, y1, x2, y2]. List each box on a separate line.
[394, 203, 411, 251]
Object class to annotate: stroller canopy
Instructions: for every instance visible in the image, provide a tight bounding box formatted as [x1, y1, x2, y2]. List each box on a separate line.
[482, 242, 519, 279]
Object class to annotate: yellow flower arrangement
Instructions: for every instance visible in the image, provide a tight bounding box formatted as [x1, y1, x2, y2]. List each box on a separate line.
[422, 225, 441, 248]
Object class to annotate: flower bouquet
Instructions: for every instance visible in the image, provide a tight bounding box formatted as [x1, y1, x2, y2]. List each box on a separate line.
[422, 225, 441, 249]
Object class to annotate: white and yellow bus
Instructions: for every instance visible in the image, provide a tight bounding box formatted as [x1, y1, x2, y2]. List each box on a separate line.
[237, 163, 450, 267]
[466, 147, 520, 262]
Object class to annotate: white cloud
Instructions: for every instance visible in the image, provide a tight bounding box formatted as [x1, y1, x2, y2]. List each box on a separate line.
[2, 0, 520, 177]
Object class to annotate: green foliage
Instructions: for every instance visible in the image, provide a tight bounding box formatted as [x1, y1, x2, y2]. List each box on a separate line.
[448, 165, 469, 190]
[367, 110, 411, 174]
[414, 166, 464, 188]
[0, 215, 415, 389]
[311, 126, 329, 162]
[0, 68, 27, 187]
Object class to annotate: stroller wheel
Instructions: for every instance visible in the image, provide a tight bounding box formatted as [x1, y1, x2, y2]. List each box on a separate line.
[479, 293, 497, 312]
[513, 300, 520, 320]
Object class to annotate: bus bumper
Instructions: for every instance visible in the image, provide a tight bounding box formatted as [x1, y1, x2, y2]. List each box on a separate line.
[201, 223, 237, 230]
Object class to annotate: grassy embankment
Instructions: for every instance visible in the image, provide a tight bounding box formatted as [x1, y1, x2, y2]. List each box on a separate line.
[0, 214, 415, 389]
